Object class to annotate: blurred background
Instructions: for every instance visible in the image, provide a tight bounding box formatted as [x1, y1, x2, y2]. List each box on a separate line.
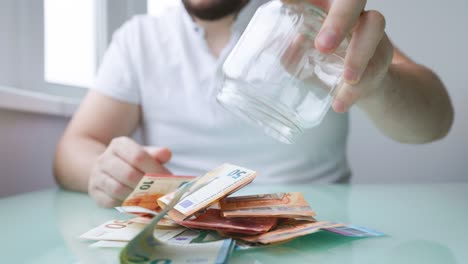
[0, 0, 467, 197]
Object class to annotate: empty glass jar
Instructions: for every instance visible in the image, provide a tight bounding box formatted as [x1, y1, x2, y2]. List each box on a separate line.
[217, 0, 349, 144]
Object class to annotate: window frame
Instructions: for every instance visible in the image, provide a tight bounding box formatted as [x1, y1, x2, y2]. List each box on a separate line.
[10, 0, 147, 100]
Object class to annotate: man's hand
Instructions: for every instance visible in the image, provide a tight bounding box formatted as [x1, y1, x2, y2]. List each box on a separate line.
[309, 0, 394, 112]
[285, 0, 393, 113]
[306, 0, 452, 142]
[88, 137, 172, 207]
[311, 0, 393, 113]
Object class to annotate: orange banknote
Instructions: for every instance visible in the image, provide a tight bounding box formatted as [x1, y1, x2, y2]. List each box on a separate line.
[177, 209, 277, 235]
[238, 219, 343, 244]
[122, 174, 196, 213]
[220, 192, 316, 218]
[128, 216, 179, 227]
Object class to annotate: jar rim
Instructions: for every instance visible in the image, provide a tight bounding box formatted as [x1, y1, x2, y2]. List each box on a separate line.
[282, 0, 352, 48]
[282, 0, 328, 19]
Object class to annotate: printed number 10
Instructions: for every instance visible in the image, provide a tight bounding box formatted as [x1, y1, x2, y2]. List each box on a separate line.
[139, 180, 154, 190]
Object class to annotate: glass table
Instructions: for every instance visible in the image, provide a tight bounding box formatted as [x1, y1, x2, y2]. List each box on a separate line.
[1, 183, 466, 263]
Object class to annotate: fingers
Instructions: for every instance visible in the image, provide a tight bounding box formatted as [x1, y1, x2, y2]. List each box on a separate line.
[333, 34, 393, 113]
[88, 164, 134, 207]
[100, 153, 144, 188]
[316, 0, 366, 53]
[283, 0, 330, 11]
[332, 83, 360, 113]
[99, 138, 172, 190]
[144, 146, 172, 165]
[90, 187, 121, 208]
[89, 136, 173, 207]
[283, 1, 390, 113]
[98, 171, 134, 201]
[110, 137, 166, 173]
[343, 10, 386, 84]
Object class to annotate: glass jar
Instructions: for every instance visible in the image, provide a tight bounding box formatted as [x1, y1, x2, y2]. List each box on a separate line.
[217, 0, 349, 144]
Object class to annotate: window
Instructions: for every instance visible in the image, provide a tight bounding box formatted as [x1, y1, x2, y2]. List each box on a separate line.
[0, 0, 146, 98]
[44, 0, 97, 88]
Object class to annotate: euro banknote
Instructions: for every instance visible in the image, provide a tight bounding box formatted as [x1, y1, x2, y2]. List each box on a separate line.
[238, 220, 343, 244]
[177, 209, 278, 235]
[122, 174, 196, 213]
[220, 192, 316, 218]
[79, 219, 186, 242]
[158, 163, 257, 221]
[76, 163, 384, 263]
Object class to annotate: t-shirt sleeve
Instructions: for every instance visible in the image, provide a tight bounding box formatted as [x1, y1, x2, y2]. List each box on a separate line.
[93, 19, 140, 104]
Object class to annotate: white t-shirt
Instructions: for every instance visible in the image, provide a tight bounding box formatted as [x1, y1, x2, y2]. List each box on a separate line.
[94, 0, 350, 183]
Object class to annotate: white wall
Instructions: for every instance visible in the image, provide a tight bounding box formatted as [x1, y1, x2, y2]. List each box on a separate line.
[348, 0, 468, 183]
[0, 0, 20, 88]
[0, 109, 69, 197]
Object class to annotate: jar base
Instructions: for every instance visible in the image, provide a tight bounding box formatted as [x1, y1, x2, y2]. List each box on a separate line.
[217, 78, 303, 144]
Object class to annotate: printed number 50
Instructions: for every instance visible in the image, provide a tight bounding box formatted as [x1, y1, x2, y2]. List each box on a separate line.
[228, 169, 246, 179]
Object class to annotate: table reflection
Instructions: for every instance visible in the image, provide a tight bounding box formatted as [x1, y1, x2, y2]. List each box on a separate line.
[52, 184, 352, 263]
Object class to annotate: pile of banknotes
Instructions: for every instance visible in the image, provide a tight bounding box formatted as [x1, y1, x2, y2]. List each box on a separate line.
[79, 163, 383, 264]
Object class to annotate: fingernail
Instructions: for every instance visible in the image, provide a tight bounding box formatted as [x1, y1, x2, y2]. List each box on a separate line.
[333, 99, 347, 113]
[344, 69, 360, 84]
[317, 29, 337, 52]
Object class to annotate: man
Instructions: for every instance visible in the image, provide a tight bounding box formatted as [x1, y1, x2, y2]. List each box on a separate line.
[54, 0, 453, 207]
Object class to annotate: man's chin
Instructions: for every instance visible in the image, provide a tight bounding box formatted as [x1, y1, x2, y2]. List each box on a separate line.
[182, 0, 249, 21]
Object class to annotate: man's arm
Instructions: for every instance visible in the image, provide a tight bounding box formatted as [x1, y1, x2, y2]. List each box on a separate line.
[54, 91, 171, 207]
[54, 91, 138, 192]
[306, 0, 453, 143]
[356, 48, 453, 143]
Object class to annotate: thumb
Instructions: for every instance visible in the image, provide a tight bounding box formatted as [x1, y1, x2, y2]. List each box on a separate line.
[144, 146, 172, 164]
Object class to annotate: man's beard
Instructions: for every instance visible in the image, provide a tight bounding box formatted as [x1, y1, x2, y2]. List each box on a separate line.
[182, 0, 249, 21]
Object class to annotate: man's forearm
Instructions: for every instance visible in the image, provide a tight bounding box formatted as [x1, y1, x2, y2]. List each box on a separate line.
[53, 136, 106, 192]
[357, 62, 453, 144]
